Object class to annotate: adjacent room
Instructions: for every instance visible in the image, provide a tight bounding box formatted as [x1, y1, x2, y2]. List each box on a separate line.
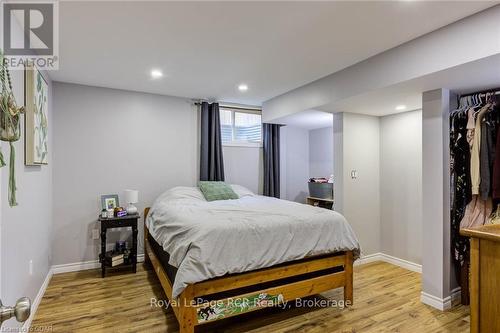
[0, 1, 499, 332]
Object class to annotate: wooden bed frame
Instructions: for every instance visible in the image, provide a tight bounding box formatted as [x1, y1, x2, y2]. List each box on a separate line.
[143, 207, 353, 333]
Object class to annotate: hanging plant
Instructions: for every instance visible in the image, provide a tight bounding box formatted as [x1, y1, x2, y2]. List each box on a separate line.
[0, 49, 25, 206]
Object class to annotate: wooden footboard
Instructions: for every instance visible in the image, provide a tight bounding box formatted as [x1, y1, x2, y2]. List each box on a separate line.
[144, 207, 353, 333]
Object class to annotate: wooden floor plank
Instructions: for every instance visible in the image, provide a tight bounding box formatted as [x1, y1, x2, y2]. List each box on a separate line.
[31, 261, 469, 332]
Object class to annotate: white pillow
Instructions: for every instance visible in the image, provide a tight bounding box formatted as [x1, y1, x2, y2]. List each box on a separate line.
[230, 184, 255, 198]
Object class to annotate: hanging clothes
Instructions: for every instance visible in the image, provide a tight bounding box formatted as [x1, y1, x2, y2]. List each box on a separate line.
[450, 90, 499, 292]
[493, 125, 500, 199]
[460, 195, 493, 229]
[450, 109, 472, 269]
[466, 108, 476, 149]
[470, 104, 491, 195]
[480, 103, 499, 199]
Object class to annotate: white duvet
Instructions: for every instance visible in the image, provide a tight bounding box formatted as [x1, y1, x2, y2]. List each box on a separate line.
[146, 185, 360, 298]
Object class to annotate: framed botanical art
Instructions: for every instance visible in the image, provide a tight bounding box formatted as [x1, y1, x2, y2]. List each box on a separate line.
[25, 63, 49, 165]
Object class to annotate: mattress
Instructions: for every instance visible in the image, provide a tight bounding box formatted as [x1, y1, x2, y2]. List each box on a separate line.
[147, 232, 177, 283]
[146, 185, 360, 298]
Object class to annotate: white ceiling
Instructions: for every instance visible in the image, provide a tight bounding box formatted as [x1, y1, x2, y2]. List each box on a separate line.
[318, 53, 500, 117]
[276, 109, 333, 130]
[50, 1, 497, 105]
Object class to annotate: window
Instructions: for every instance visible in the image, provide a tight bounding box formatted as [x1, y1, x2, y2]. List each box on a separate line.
[220, 107, 262, 146]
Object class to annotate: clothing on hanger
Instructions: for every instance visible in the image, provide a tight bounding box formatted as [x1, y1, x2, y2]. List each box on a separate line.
[450, 109, 472, 268]
[459, 195, 493, 229]
[470, 104, 491, 195]
[488, 205, 500, 224]
[466, 108, 476, 149]
[480, 103, 499, 199]
[450, 90, 499, 306]
[492, 125, 500, 199]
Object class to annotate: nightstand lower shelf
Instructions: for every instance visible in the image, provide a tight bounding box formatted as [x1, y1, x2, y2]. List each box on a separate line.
[306, 196, 334, 210]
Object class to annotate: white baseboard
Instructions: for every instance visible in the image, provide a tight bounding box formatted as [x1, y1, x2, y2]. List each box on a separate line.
[420, 286, 462, 311]
[420, 292, 453, 311]
[22, 267, 53, 331]
[357, 253, 458, 310]
[52, 254, 145, 274]
[354, 252, 383, 266]
[355, 252, 422, 273]
[52, 259, 101, 274]
[379, 253, 422, 273]
[451, 287, 462, 304]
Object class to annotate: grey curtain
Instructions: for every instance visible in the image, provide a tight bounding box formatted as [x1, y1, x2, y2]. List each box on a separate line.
[263, 123, 281, 198]
[200, 102, 225, 181]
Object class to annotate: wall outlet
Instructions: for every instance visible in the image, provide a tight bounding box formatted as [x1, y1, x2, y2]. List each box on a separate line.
[92, 229, 100, 240]
[29, 260, 33, 276]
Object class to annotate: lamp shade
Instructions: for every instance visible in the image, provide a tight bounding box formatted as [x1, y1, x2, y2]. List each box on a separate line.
[124, 189, 139, 204]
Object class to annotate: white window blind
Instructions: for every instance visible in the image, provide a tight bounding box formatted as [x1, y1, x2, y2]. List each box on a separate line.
[219, 107, 262, 147]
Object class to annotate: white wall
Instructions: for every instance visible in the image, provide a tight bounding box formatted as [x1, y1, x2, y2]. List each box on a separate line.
[380, 110, 422, 264]
[0, 17, 53, 328]
[309, 126, 333, 178]
[334, 113, 380, 256]
[280, 126, 309, 203]
[52, 82, 198, 265]
[223, 146, 263, 194]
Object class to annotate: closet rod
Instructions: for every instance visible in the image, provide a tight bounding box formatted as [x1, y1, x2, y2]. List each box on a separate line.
[459, 87, 500, 98]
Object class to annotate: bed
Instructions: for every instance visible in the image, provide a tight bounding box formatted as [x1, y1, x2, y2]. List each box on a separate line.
[144, 185, 360, 333]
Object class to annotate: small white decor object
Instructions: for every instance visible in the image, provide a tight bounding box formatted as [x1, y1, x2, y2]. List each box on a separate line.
[124, 189, 139, 215]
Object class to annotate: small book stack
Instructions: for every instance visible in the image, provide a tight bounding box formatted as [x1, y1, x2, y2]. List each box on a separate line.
[105, 251, 124, 267]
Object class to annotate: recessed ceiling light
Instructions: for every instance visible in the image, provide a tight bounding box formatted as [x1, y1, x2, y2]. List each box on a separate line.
[238, 84, 248, 92]
[395, 105, 407, 111]
[151, 69, 163, 79]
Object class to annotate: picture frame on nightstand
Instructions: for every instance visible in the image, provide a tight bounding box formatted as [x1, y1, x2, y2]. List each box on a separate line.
[101, 194, 119, 210]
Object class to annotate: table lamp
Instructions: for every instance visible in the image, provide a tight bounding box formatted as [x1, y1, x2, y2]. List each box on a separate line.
[124, 189, 139, 215]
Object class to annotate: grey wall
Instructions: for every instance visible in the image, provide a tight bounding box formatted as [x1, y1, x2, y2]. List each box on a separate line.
[380, 110, 422, 264]
[262, 5, 500, 122]
[223, 146, 263, 194]
[334, 113, 380, 256]
[0, 16, 53, 328]
[421, 89, 456, 303]
[280, 126, 309, 203]
[333, 113, 344, 213]
[309, 126, 333, 178]
[280, 125, 333, 203]
[52, 82, 199, 265]
[51, 82, 264, 266]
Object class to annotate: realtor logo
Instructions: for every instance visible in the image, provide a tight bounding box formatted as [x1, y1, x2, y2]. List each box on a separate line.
[2, 1, 59, 69]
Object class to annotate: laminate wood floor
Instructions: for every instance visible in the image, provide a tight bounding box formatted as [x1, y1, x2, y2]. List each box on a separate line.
[32, 262, 470, 332]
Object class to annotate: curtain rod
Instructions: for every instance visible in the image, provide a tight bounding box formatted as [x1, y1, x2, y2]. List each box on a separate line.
[193, 101, 262, 112]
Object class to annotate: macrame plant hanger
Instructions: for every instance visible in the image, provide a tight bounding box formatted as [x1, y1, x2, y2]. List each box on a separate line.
[0, 50, 25, 206]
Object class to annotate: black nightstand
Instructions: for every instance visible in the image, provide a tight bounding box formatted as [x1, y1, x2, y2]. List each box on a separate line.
[98, 214, 139, 277]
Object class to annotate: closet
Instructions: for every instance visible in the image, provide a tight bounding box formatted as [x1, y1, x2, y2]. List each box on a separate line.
[450, 88, 500, 304]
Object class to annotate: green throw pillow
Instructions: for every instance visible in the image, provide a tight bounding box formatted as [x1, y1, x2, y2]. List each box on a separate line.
[198, 181, 239, 201]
